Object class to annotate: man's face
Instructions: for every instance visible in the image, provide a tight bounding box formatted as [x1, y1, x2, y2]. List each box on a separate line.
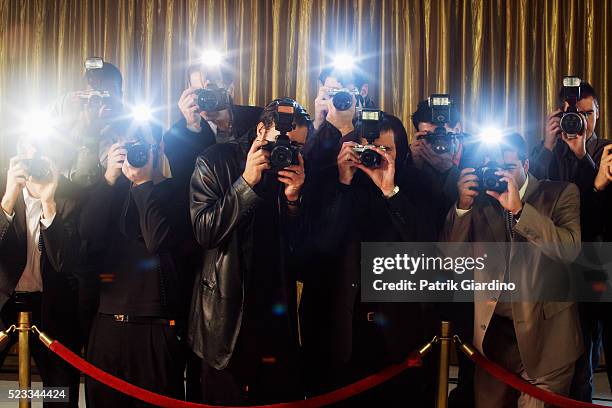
[501, 150, 528, 188]
[359, 130, 397, 162]
[562, 96, 598, 139]
[259, 124, 309, 147]
[189, 70, 233, 122]
[417, 121, 462, 134]
[86, 77, 123, 120]
[323, 76, 344, 91]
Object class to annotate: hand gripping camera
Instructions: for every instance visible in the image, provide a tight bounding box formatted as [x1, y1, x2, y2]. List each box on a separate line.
[557, 76, 584, 138]
[352, 109, 387, 168]
[474, 161, 507, 193]
[328, 88, 359, 111]
[23, 156, 52, 182]
[261, 101, 301, 170]
[418, 94, 458, 154]
[196, 84, 231, 112]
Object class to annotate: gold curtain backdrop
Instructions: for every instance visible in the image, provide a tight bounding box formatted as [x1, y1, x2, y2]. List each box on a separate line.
[0, 0, 610, 161]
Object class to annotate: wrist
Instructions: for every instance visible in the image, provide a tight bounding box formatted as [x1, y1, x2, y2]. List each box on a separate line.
[1, 194, 16, 216]
[543, 139, 556, 151]
[511, 202, 523, 216]
[41, 200, 56, 219]
[383, 185, 399, 198]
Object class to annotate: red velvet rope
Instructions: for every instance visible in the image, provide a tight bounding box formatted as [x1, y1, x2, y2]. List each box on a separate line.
[467, 350, 606, 408]
[48, 340, 423, 408]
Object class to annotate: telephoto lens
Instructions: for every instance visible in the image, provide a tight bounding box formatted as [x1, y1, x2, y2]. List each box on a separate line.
[125, 142, 150, 168]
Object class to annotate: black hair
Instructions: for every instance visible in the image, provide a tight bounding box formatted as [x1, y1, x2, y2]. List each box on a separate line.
[318, 67, 355, 87]
[187, 63, 234, 86]
[85, 62, 123, 92]
[260, 98, 312, 131]
[558, 80, 599, 110]
[501, 132, 528, 163]
[411, 99, 461, 130]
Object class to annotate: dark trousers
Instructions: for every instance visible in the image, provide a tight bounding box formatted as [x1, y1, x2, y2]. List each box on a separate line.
[86, 313, 185, 407]
[0, 292, 80, 408]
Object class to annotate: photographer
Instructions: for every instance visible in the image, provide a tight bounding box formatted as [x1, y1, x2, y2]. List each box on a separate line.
[189, 98, 310, 405]
[530, 79, 612, 401]
[443, 133, 582, 407]
[80, 126, 186, 406]
[300, 112, 437, 406]
[0, 137, 81, 407]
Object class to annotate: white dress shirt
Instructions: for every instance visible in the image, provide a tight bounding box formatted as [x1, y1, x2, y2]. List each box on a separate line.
[2, 188, 55, 292]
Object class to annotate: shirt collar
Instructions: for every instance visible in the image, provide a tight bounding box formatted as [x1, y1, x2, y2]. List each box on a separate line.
[518, 176, 529, 200]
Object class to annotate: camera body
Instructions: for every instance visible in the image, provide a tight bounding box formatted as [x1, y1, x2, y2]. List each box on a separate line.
[261, 101, 300, 170]
[125, 141, 159, 168]
[328, 88, 359, 111]
[474, 161, 507, 193]
[75, 90, 112, 108]
[23, 158, 51, 181]
[558, 76, 584, 138]
[352, 144, 388, 168]
[196, 85, 231, 112]
[421, 94, 458, 154]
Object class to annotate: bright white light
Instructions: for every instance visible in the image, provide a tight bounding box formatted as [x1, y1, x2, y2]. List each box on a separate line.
[132, 105, 153, 122]
[23, 110, 54, 140]
[201, 49, 223, 67]
[332, 54, 355, 71]
[479, 127, 503, 145]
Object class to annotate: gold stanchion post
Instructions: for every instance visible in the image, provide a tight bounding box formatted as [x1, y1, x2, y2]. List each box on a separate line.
[436, 321, 451, 408]
[18, 311, 31, 408]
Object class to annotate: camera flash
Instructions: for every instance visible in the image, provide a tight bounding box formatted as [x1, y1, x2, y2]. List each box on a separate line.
[132, 105, 153, 122]
[362, 110, 379, 121]
[85, 57, 104, 70]
[479, 127, 503, 145]
[23, 110, 54, 140]
[430, 96, 451, 106]
[201, 49, 223, 67]
[332, 54, 355, 71]
[563, 76, 581, 87]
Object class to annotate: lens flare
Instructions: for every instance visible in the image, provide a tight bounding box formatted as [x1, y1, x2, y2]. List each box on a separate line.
[23, 110, 54, 140]
[201, 49, 223, 67]
[479, 127, 503, 145]
[131, 104, 153, 122]
[332, 54, 355, 71]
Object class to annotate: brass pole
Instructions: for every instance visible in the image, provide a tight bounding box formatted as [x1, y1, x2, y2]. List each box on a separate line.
[18, 312, 31, 408]
[436, 321, 451, 408]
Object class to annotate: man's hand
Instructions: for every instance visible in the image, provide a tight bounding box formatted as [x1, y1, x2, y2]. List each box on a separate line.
[325, 91, 355, 136]
[242, 139, 271, 187]
[337, 141, 361, 185]
[313, 86, 331, 130]
[28, 158, 59, 220]
[595, 144, 612, 191]
[411, 134, 453, 172]
[122, 147, 154, 186]
[457, 168, 479, 210]
[178, 86, 201, 129]
[278, 154, 305, 201]
[486, 170, 523, 214]
[355, 147, 396, 196]
[104, 143, 127, 186]
[409, 133, 428, 169]
[544, 109, 562, 151]
[1, 155, 29, 216]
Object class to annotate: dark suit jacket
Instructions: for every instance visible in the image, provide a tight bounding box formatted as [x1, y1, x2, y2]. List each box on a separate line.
[442, 174, 583, 378]
[0, 177, 80, 348]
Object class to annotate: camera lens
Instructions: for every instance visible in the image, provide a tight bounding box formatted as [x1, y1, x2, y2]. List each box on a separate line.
[360, 149, 381, 168]
[126, 143, 150, 168]
[25, 159, 51, 181]
[270, 145, 293, 169]
[332, 91, 353, 111]
[197, 89, 220, 112]
[560, 112, 584, 135]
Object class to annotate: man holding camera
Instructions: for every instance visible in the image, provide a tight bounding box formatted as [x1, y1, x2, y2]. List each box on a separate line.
[530, 79, 612, 401]
[300, 111, 437, 406]
[0, 138, 81, 407]
[444, 133, 582, 407]
[80, 126, 186, 406]
[189, 98, 310, 405]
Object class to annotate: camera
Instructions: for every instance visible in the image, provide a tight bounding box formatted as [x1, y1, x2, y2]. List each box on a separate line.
[418, 94, 458, 154]
[23, 157, 51, 181]
[75, 90, 112, 108]
[328, 88, 359, 111]
[474, 161, 507, 193]
[352, 144, 388, 168]
[557, 76, 584, 138]
[353, 109, 385, 168]
[85, 57, 104, 70]
[261, 101, 300, 170]
[125, 141, 158, 168]
[196, 85, 231, 112]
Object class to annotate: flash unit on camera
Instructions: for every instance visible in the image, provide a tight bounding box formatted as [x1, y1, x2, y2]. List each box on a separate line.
[85, 57, 104, 70]
[361, 110, 380, 121]
[429, 95, 451, 106]
[277, 105, 295, 114]
[563, 76, 581, 87]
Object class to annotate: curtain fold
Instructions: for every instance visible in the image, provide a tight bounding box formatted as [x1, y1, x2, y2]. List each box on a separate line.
[1, 0, 610, 161]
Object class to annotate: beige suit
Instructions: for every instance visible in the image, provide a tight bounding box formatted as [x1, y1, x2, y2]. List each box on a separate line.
[442, 174, 584, 407]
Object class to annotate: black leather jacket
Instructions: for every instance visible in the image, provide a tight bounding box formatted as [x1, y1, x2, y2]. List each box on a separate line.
[188, 137, 301, 369]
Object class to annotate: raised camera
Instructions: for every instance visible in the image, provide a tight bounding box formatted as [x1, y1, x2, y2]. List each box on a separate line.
[328, 88, 358, 111]
[558, 76, 584, 138]
[125, 142, 155, 168]
[76, 90, 111, 108]
[474, 161, 507, 193]
[23, 158, 51, 181]
[261, 101, 300, 170]
[421, 94, 457, 154]
[196, 85, 231, 112]
[353, 144, 387, 168]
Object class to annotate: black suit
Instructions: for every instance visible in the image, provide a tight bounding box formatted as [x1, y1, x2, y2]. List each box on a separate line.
[0, 177, 80, 408]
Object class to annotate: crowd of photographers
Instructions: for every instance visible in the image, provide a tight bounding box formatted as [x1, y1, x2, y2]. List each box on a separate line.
[1, 56, 612, 408]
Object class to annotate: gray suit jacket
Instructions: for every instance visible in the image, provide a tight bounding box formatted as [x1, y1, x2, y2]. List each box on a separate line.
[442, 174, 583, 378]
